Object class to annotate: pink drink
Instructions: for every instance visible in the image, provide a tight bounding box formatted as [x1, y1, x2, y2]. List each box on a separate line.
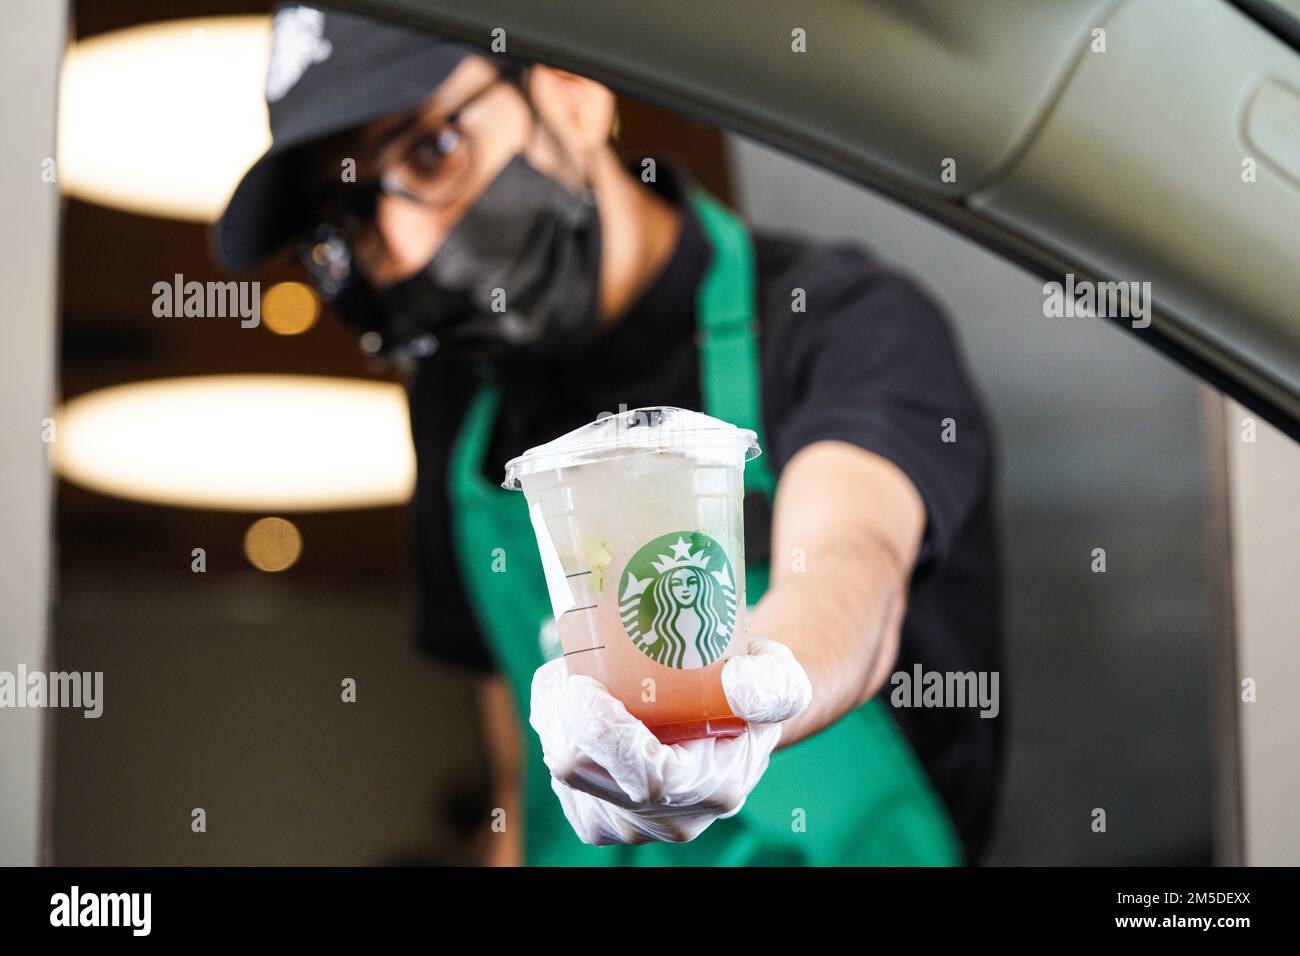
[505, 407, 760, 743]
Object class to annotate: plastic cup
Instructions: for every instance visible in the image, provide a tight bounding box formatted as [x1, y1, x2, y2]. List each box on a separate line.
[504, 406, 761, 744]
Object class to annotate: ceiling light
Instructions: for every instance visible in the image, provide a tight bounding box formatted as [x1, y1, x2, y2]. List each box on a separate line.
[52, 375, 415, 511]
[57, 17, 271, 222]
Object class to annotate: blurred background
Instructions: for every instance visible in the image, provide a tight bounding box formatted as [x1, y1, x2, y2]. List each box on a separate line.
[9, 0, 1289, 865]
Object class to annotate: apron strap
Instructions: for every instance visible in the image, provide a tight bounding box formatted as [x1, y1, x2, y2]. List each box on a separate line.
[455, 194, 776, 503]
[449, 366, 500, 500]
[690, 191, 777, 501]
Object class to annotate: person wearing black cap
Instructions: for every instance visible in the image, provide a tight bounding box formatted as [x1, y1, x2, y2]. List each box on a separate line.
[217, 4, 1001, 867]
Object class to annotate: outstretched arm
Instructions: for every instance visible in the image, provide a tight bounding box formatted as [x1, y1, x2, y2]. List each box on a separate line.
[749, 438, 925, 749]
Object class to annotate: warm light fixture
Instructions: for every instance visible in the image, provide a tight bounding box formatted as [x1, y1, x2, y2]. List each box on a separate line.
[244, 517, 303, 572]
[57, 16, 272, 222]
[52, 376, 416, 511]
[262, 281, 321, 335]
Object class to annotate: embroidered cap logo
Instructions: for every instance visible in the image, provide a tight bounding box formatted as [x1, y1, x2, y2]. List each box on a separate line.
[266, 5, 333, 103]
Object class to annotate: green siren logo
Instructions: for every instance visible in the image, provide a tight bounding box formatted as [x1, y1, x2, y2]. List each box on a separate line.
[618, 532, 737, 669]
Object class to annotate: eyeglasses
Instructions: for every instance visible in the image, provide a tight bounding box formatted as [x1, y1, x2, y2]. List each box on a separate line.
[299, 69, 523, 349]
[311, 66, 523, 237]
[372, 69, 516, 208]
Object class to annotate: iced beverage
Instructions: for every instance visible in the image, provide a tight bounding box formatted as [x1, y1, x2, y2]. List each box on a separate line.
[504, 407, 760, 744]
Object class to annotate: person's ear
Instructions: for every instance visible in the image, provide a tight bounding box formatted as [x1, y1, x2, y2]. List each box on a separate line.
[526, 65, 616, 158]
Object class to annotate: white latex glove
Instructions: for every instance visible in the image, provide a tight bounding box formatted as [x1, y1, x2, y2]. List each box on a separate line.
[528, 637, 813, 846]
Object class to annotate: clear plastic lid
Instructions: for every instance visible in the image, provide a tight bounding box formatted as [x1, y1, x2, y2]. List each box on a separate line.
[502, 406, 760, 490]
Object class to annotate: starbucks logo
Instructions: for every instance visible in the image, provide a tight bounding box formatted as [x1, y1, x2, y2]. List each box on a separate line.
[618, 532, 737, 670]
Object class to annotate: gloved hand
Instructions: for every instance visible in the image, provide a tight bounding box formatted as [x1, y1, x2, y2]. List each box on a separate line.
[528, 637, 813, 846]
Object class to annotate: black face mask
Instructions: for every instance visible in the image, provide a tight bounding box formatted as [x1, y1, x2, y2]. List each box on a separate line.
[374, 154, 603, 363]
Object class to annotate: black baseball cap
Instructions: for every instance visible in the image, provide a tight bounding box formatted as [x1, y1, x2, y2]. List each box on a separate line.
[214, 4, 476, 273]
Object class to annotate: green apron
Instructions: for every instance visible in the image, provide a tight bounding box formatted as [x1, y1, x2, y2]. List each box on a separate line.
[447, 192, 962, 866]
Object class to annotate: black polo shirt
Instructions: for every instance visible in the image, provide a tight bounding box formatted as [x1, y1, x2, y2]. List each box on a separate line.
[406, 167, 1002, 864]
